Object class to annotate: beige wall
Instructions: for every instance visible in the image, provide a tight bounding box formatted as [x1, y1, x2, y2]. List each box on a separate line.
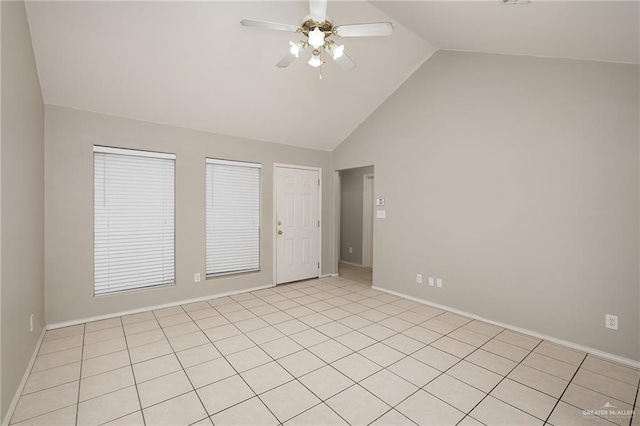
[0, 0, 3, 415]
[333, 50, 640, 361]
[45, 106, 333, 324]
[1, 1, 45, 419]
[340, 166, 374, 265]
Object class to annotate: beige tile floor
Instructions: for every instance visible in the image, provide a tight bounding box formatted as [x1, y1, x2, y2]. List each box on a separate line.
[338, 263, 372, 286]
[9, 276, 640, 426]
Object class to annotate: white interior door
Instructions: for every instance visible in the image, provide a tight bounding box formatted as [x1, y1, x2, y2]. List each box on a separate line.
[276, 166, 320, 284]
[362, 174, 374, 268]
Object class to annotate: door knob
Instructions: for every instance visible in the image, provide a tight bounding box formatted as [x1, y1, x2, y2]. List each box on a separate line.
[278, 230, 283, 235]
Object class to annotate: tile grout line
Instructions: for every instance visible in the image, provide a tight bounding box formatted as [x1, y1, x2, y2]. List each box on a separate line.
[29, 335, 85, 359]
[440, 325, 615, 415]
[364, 313, 481, 425]
[274, 299, 381, 423]
[453, 339, 545, 425]
[518, 350, 585, 381]
[120, 315, 149, 426]
[29, 332, 124, 366]
[400, 318, 494, 423]
[279, 280, 402, 426]
[548, 356, 637, 425]
[628, 378, 639, 426]
[20, 355, 79, 376]
[476, 345, 597, 405]
[363, 310, 511, 425]
[74, 323, 86, 426]
[368, 407, 419, 426]
[81, 330, 147, 425]
[36, 328, 85, 343]
[150, 305, 213, 425]
[256, 280, 375, 424]
[542, 353, 588, 425]
[193, 297, 294, 424]
[560, 375, 638, 412]
[256, 279, 402, 424]
[262, 286, 497, 425]
[13, 345, 88, 396]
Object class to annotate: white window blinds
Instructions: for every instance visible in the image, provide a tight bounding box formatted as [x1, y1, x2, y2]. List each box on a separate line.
[94, 146, 176, 296]
[206, 158, 261, 277]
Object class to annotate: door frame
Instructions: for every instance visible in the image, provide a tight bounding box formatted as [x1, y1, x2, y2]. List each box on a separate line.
[362, 173, 374, 268]
[333, 171, 341, 276]
[272, 163, 322, 286]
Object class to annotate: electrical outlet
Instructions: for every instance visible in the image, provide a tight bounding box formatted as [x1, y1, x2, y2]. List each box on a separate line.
[436, 278, 443, 288]
[194, 273, 201, 283]
[428, 277, 434, 287]
[349, 247, 353, 254]
[605, 314, 618, 330]
[30, 314, 34, 332]
[416, 274, 422, 284]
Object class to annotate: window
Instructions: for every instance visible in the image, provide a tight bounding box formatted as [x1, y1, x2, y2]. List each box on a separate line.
[94, 146, 175, 296]
[206, 158, 261, 277]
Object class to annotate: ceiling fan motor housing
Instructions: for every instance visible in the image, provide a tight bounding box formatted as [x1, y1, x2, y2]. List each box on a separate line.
[301, 18, 334, 38]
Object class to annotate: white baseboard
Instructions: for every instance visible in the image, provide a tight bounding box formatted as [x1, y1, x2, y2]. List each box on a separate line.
[320, 273, 339, 278]
[339, 260, 364, 267]
[372, 285, 640, 369]
[2, 327, 46, 426]
[48, 283, 274, 330]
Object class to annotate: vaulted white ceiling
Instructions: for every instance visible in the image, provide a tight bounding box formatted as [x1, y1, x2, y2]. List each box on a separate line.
[374, 0, 639, 64]
[25, 1, 638, 151]
[25, 1, 435, 151]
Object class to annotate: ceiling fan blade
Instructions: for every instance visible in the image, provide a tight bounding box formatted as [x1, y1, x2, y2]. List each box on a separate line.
[240, 19, 301, 33]
[333, 51, 356, 71]
[277, 41, 306, 68]
[334, 22, 394, 37]
[276, 52, 299, 68]
[326, 44, 356, 71]
[309, 0, 327, 22]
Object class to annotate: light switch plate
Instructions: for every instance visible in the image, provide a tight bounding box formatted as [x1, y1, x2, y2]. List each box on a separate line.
[376, 210, 386, 219]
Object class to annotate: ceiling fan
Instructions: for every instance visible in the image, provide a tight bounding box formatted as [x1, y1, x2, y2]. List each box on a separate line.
[240, 0, 393, 73]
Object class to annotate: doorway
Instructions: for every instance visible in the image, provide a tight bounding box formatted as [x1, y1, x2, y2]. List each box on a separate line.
[362, 173, 374, 268]
[274, 164, 321, 285]
[337, 166, 374, 285]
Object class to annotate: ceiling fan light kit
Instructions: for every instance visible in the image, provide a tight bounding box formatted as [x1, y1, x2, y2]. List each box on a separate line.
[330, 44, 344, 60]
[240, 0, 394, 77]
[308, 51, 323, 68]
[289, 40, 306, 58]
[308, 27, 326, 48]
